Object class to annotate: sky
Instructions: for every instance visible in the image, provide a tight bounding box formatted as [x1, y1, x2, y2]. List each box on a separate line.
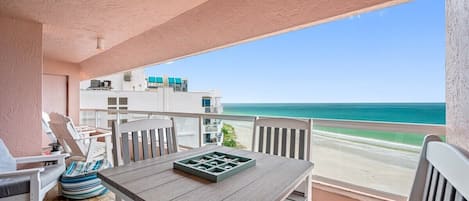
[145, 0, 445, 103]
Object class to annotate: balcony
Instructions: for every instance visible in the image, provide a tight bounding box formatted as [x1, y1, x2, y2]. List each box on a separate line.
[1, 1, 468, 200]
[79, 108, 445, 201]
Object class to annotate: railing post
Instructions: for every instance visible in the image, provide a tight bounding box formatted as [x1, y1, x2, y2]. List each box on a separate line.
[308, 118, 313, 162]
[251, 116, 259, 151]
[116, 110, 121, 128]
[199, 115, 203, 147]
[95, 110, 99, 128]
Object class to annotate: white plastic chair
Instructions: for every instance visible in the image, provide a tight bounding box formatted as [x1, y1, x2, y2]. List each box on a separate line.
[252, 117, 313, 201]
[48, 113, 112, 163]
[408, 135, 469, 201]
[0, 139, 68, 201]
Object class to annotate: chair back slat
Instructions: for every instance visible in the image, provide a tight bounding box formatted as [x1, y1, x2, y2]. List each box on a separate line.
[168, 126, 178, 153]
[258, 127, 264, 152]
[298, 129, 306, 160]
[265, 127, 272, 154]
[290, 129, 296, 159]
[427, 167, 440, 201]
[158, 128, 165, 155]
[273, 128, 280, 155]
[435, 174, 447, 201]
[423, 164, 434, 201]
[121, 132, 130, 165]
[111, 118, 178, 166]
[166, 127, 173, 153]
[409, 135, 469, 201]
[131, 131, 139, 162]
[281, 128, 287, 157]
[455, 192, 465, 201]
[252, 118, 312, 161]
[444, 183, 456, 201]
[149, 129, 157, 158]
[141, 130, 149, 160]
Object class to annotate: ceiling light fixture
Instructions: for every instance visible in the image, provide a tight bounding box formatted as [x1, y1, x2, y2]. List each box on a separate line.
[97, 37, 104, 50]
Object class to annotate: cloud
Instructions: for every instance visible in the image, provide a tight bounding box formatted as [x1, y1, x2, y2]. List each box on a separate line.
[348, 14, 361, 20]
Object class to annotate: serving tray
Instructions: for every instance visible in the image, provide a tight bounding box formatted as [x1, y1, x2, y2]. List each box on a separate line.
[173, 151, 256, 182]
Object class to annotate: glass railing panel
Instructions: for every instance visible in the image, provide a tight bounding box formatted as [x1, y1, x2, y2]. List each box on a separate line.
[172, 116, 200, 148]
[79, 110, 97, 127]
[221, 120, 254, 150]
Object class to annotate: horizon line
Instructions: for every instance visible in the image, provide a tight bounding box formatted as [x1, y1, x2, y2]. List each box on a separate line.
[221, 101, 446, 104]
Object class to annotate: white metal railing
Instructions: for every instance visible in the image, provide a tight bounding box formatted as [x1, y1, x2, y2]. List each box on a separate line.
[80, 108, 445, 149]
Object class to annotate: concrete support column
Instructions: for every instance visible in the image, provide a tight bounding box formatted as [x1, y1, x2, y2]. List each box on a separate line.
[446, 0, 469, 151]
[0, 16, 43, 156]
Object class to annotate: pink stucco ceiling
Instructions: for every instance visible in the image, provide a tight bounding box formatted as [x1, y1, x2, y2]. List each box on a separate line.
[0, 0, 407, 78]
[0, 0, 209, 62]
[80, 0, 408, 79]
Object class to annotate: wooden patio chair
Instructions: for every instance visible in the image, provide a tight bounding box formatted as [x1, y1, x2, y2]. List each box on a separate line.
[0, 139, 68, 201]
[408, 135, 469, 201]
[252, 117, 313, 201]
[111, 118, 178, 167]
[48, 113, 112, 163]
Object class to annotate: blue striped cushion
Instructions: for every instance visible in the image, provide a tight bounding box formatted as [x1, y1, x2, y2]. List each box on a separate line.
[60, 160, 112, 199]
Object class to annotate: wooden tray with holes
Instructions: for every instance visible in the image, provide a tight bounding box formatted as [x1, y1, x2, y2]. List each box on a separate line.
[173, 151, 256, 182]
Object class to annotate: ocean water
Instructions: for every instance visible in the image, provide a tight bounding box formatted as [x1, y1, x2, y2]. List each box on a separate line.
[222, 103, 445, 124]
[222, 103, 445, 145]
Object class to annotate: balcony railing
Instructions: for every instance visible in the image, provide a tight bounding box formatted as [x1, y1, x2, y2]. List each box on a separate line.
[79, 108, 445, 200]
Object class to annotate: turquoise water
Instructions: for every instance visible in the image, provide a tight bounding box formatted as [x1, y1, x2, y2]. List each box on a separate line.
[223, 103, 445, 145]
[223, 103, 445, 124]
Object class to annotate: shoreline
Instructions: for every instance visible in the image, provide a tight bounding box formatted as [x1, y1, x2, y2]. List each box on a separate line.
[223, 120, 419, 196]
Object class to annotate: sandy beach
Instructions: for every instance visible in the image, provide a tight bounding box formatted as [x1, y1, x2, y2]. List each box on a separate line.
[224, 120, 419, 196]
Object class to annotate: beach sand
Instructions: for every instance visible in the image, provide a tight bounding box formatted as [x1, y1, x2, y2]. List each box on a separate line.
[224, 120, 418, 196]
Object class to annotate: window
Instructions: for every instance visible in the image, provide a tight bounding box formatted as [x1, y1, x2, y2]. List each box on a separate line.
[123, 72, 132, 81]
[108, 97, 117, 105]
[119, 97, 128, 105]
[119, 107, 128, 114]
[202, 98, 211, 107]
[107, 106, 117, 114]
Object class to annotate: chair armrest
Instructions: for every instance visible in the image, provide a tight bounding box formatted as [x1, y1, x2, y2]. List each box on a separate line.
[78, 130, 97, 135]
[15, 153, 69, 164]
[79, 132, 112, 140]
[76, 125, 93, 129]
[0, 168, 44, 178]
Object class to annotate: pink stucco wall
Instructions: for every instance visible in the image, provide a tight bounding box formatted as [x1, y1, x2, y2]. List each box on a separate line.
[0, 16, 43, 156]
[446, 0, 469, 152]
[43, 57, 81, 124]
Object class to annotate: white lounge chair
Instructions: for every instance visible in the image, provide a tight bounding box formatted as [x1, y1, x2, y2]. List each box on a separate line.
[0, 139, 68, 201]
[48, 113, 112, 163]
[41, 112, 58, 144]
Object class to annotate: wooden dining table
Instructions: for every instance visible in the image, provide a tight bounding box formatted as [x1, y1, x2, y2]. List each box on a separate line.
[97, 145, 314, 201]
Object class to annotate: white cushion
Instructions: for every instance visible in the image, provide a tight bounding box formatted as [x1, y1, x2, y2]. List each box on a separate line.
[0, 139, 16, 172]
